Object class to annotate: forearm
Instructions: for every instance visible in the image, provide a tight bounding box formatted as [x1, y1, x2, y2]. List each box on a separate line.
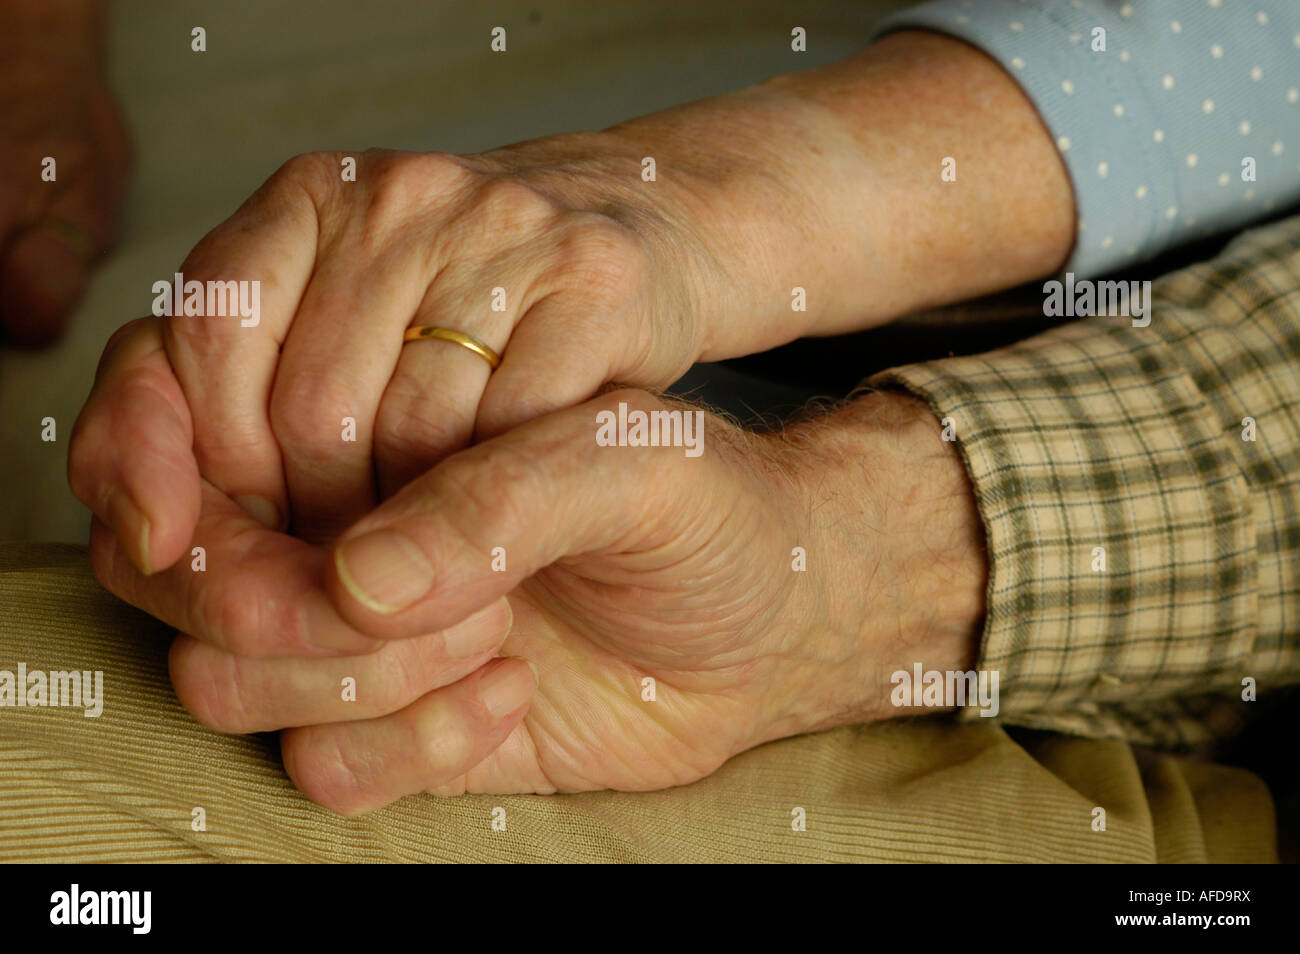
[602, 30, 1075, 356]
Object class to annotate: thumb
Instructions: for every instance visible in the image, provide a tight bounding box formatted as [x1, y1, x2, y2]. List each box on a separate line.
[326, 388, 674, 640]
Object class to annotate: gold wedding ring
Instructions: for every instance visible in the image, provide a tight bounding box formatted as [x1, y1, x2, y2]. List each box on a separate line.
[33, 216, 98, 265]
[402, 326, 501, 370]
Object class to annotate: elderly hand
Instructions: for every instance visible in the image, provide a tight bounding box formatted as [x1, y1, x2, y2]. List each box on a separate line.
[84, 385, 985, 813]
[68, 29, 1072, 574]
[0, 0, 130, 344]
[68, 136, 733, 559]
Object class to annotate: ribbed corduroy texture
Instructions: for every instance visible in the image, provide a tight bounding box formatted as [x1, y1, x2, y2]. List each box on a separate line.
[0, 544, 1275, 862]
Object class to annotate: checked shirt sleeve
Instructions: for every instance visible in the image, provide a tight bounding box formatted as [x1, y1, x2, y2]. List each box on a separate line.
[870, 215, 1300, 749]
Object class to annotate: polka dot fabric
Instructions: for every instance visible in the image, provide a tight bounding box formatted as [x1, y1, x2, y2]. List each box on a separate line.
[875, 0, 1300, 278]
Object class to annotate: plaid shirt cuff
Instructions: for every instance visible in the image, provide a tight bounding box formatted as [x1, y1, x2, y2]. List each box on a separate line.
[870, 215, 1300, 748]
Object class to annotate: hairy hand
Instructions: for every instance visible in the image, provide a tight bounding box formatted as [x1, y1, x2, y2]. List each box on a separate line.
[82, 386, 985, 813]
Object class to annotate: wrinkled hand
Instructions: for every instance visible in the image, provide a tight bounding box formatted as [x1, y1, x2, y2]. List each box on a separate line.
[69, 141, 720, 568]
[69, 24, 1071, 573]
[82, 385, 986, 813]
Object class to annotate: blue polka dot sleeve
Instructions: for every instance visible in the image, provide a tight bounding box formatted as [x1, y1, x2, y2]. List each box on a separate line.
[873, 0, 1300, 278]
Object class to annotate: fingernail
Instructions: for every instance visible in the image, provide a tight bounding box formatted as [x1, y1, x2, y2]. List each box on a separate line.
[442, 598, 512, 659]
[334, 529, 434, 615]
[106, 486, 151, 575]
[480, 658, 537, 719]
[234, 494, 280, 530]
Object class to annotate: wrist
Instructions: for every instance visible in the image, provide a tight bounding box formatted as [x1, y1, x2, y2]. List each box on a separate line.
[602, 86, 854, 358]
[760, 31, 1075, 326]
[606, 30, 1076, 352]
[764, 388, 988, 736]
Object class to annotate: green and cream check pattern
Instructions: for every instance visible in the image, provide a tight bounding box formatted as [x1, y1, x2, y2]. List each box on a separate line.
[874, 214, 1300, 749]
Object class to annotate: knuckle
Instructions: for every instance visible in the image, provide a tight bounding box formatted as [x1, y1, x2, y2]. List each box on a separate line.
[407, 151, 477, 192]
[199, 556, 310, 657]
[468, 176, 558, 236]
[99, 316, 154, 363]
[192, 565, 285, 657]
[199, 580, 261, 656]
[437, 444, 544, 553]
[554, 217, 647, 300]
[367, 643, 432, 712]
[227, 152, 341, 230]
[374, 390, 471, 461]
[273, 151, 340, 201]
[419, 706, 474, 774]
[169, 640, 251, 733]
[362, 153, 421, 222]
[282, 726, 366, 815]
[362, 151, 471, 224]
[67, 377, 153, 501]
[270, 373, 365, 463]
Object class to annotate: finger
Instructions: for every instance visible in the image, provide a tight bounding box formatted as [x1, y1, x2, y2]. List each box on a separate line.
[281, 655, 537, 815]
[88, 479, 381, 657]
[423, 722, 556, 796]
[473, 212, 658, 439]
[372, 265, 521, 498]
[267, 150, 488, 537]
[473, 291, 621, 440]
[372, 170, 560, 496]
[373, 329, 490, 499]
[162, 154, 327, 535]
[68, 317, 200, 574]
[328, 388, 675, 640]
[169, 596, 513, 733]
[267, 246, 424, 540]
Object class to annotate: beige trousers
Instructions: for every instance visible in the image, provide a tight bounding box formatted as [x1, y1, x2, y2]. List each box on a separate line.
[0, 544, 1275, 862]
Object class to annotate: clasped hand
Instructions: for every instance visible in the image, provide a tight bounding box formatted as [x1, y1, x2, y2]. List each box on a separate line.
[69, 145, 986, 814]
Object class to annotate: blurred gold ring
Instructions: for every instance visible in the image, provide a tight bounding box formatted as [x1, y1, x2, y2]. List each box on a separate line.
[33, 216, 98, 265]
[403, 325, 501, 369]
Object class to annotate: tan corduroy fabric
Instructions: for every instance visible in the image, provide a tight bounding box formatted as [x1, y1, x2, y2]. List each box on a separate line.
[0, 544, 1275, 862]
